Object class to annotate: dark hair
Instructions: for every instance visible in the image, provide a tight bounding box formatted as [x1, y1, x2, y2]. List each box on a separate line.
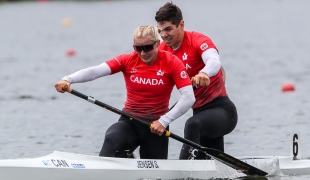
[155, 1, 183, 27]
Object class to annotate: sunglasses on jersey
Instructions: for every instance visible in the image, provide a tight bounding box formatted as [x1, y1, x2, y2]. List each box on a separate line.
[133, 41, 157, 53]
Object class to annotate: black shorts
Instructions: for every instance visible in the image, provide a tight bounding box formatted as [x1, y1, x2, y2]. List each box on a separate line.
[179, 96, 238, 159]
[99, 116, 169, 159]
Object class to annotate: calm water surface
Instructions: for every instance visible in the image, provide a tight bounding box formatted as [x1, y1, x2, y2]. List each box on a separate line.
[1, 0, 310, 179]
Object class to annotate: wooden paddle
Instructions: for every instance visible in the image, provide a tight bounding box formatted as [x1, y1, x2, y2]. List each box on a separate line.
[62, 85, 267, 176]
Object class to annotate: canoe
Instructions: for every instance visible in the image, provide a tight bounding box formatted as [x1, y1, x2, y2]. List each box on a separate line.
[1, 88, 306, 179]
[0, 151, 239, 180]
[59, 87, 268, 176]
[1, 151, 310, 180]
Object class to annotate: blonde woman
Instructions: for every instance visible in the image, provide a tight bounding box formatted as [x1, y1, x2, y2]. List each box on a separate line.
[55, 25, 195, 159]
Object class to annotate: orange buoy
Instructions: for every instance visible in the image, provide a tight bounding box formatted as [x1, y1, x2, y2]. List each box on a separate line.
[66, 49, 76, 57]
[282, 82, 295, 92]
[62, 18, 71, 27]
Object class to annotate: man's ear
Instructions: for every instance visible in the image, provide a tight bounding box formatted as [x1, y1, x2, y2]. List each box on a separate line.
[179, 20, 185, 29]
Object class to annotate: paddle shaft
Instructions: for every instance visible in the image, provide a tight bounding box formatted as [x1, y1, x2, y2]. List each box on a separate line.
[63, 86, 267, 176]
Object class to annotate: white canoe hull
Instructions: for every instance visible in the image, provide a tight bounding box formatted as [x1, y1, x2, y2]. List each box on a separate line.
[0, 151, 237, 180]
[1, 151, 310, 179]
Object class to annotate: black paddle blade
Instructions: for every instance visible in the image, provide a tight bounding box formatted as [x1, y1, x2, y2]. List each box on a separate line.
[202, 147, 268, 176]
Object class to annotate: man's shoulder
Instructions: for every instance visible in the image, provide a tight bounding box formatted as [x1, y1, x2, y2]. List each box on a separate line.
[158, 49, 183, 64]
[185, 30, 211, 39]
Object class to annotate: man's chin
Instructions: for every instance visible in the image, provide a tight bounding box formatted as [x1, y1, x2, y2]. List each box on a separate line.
[164, 41, 173, 46]
[163, 40, 171, 45]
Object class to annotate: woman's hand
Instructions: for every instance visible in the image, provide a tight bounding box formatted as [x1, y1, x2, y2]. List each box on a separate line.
[54, 80, 70, 93]
[150, 120, 165, 136]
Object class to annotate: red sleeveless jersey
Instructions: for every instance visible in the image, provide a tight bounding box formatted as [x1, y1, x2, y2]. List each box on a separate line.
[106, 50, 191, 121]
[159, 31, 227, 108]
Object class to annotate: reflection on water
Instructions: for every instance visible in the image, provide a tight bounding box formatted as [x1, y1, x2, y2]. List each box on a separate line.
[1, 0, 310, 179]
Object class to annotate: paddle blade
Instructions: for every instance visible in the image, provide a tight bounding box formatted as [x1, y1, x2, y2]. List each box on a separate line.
[202, 147, 268, 176]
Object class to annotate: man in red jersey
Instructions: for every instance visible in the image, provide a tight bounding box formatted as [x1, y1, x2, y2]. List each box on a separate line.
[155, 2, 238, 159]
[55, 25, 195, 159]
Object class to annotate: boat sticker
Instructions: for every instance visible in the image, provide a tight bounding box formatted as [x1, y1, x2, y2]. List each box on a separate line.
[71, 163, 85, 168]
[137, 160, 159, 168]
[50, 159, 69, 168]
[42, 160, 53, 167]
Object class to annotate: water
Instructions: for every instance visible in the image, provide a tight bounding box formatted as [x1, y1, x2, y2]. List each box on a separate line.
[1, 0, 310, 179]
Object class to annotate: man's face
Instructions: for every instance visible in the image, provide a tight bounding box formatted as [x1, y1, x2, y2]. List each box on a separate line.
[157, 21, 183, 48]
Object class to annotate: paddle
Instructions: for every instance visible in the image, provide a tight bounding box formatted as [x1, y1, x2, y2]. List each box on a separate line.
[62, 85, 267, 176]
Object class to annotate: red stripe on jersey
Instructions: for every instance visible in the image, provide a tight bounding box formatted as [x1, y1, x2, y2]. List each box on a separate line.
[106, 50, 191, 121]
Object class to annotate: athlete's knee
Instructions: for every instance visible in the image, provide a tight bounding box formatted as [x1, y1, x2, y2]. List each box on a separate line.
[100, 134, 118, 157]
[184, 117, 199, 130]
[105, 129, 114, 138]
[104, 131, 120, 147]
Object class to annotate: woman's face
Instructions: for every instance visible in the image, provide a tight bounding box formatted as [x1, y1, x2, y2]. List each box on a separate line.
[133, 37, 159, 65]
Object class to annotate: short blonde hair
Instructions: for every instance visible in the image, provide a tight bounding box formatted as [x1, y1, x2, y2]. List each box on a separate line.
[133, 25, 160, 42]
